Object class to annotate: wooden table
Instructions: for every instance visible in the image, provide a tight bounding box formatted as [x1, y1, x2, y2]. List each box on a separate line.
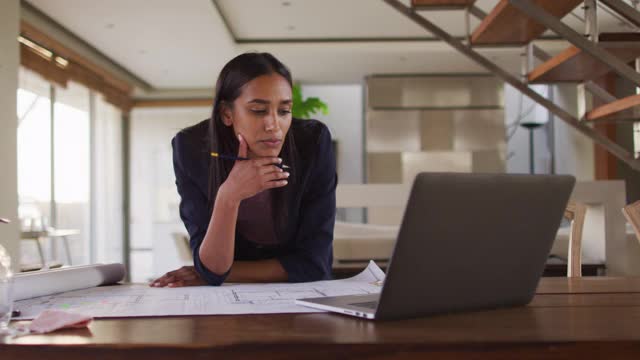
[2, 277, 640, 359]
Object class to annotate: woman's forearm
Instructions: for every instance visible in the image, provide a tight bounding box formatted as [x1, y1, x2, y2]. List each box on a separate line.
[198, 184, 290, 282]
[226, 259, 288, 283]
[199, 187, 240, 275]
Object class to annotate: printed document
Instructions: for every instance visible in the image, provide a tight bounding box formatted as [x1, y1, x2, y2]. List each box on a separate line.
[14, 261, 385, 319]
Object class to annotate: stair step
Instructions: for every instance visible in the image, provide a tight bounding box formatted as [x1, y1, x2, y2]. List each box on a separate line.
[586, 93, 640, 121]
[411, 0, 476, 9]
[528, 33, 640, 84]
[471, 0, 583, 46]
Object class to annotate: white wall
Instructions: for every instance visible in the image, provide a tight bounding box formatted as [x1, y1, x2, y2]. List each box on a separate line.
[552, 84, 595, 180]
[130, 107, 210, 282]
[93, 97, 124, 265]
[0, 1, 20, 270]
[301, 84, 364, 222]
[300, 85, 364, 184]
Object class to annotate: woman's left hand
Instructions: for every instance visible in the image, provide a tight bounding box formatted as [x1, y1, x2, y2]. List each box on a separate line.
[149, 266, 207, 287]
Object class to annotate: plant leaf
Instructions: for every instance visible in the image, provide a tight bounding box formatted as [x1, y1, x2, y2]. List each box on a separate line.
[291, 85, 329, 119]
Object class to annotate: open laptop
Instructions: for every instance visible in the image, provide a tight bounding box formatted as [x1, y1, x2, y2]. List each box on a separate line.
[296, 172, 575, 320]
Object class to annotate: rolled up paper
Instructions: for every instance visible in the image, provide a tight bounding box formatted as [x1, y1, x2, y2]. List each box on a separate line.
[13, 263, 125, 301]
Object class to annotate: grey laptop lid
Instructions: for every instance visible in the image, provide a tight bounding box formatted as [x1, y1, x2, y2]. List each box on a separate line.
[374, 172, 575, 320]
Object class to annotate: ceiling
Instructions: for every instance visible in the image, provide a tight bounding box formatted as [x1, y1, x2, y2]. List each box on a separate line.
[24, 0, 636, 91]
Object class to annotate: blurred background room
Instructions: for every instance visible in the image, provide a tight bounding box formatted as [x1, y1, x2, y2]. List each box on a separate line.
[1, 0, 640, 282]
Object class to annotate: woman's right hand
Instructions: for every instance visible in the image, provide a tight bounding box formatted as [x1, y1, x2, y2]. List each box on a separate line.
[149, 266, 207, 287]
[219, 134, 289, 203]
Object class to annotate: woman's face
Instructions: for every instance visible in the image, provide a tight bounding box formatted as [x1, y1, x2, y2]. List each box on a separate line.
[222, 73, 293, 158]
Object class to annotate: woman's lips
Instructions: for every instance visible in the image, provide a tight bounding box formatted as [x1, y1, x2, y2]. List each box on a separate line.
[261, 139, 282, 148]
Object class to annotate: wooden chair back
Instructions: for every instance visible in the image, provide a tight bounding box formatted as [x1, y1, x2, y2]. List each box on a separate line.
[622, 200, 640, 243]
[564, 202, 587, 277]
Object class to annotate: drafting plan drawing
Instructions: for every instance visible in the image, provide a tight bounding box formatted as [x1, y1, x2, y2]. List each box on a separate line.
[14, 261, 385, 319]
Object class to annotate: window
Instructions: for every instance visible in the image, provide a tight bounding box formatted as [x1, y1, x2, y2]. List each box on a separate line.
[17, 68, 52, 266]
[54, 82, 91, 265]
[94, 96, 124, 264]
[17, 67, 124, 269]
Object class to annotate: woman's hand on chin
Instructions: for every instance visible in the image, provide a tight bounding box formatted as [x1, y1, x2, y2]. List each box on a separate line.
[220, 134, 290, 203]
[149, 266, 207, 287]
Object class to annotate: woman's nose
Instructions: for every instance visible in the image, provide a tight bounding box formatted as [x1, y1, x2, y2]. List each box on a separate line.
[265, 113, 277, 131]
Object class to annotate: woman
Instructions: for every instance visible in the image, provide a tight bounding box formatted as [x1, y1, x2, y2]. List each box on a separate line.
[151, 52, 336, 287]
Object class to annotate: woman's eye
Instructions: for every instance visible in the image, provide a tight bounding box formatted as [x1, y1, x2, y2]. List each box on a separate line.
[250, 109, 290, 116]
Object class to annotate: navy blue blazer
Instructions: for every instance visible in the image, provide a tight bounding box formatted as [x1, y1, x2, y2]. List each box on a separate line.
[172, 118, 337, 285]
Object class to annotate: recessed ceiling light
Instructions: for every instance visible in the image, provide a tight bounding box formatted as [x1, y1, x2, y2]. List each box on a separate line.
[55, 56, 69, 68]
[282, 1, 291, 6]
[18, 36, 52, 59]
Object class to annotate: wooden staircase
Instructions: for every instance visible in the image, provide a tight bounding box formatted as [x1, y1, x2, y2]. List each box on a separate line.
[470, 0, 583, 45]
[586, 93, 640, 122]
[412, 0, 476, 9]
[401, 0, 640, 169]
[528, 33, 640, 84]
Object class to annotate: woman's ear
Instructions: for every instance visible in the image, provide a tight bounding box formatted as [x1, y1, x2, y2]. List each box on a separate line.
[220, 102, 233, 127]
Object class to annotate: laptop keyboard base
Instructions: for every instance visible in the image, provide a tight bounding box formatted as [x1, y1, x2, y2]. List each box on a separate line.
[348, 300, 378, 310]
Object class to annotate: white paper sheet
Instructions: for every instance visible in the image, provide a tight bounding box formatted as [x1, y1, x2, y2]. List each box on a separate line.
[14, 261, 385, 319]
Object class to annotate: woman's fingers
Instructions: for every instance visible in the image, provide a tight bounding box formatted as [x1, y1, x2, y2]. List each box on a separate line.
[266, 171, 290, 182]
[150, 274, 174, 286]
[237, 134, 248, 158]
[226, 156, 290, 199]
[167, 274, 206, 287]
[259, 165, 283, 175]
[254, 163, 289, 190]
[255, 157, 282, 167]
[257, 171, 289, 190]
[266, 179, 289, 189]
[150, 266, 200, 287]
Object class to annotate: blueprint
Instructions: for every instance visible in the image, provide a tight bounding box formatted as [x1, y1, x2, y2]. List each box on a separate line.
[14, 261, 385, 319]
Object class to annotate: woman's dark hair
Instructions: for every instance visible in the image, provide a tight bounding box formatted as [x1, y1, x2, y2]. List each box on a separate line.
[208, 52, 297, 239]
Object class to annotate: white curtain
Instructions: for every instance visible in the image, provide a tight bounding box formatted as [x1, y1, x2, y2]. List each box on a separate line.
[93, 96, 124, 265]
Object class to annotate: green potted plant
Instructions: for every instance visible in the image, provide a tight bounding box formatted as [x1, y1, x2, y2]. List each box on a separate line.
[292, 84, 329, 119]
